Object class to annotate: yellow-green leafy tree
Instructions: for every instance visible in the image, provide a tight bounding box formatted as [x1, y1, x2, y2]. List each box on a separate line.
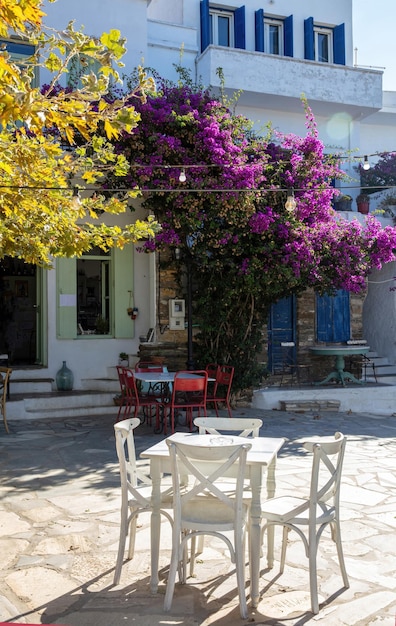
[0, 0, 159, 266]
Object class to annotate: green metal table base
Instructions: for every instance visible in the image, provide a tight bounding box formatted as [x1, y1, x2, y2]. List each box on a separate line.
[315, 354, 365, 386]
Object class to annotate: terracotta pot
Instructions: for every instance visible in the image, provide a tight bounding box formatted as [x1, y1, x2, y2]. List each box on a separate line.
[357, 201, 369, 215]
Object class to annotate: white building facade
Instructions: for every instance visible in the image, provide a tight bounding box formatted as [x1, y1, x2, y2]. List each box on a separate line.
[2, 0, 396, 388]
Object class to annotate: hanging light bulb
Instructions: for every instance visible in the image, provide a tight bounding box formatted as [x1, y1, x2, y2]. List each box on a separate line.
[179, 168, 186, 183]
[285, 189, 297, 211]
[71, 186, 81, 209]
[363, 156, 371, 171]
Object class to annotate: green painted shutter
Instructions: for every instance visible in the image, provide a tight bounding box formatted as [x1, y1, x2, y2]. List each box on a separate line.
[56, 257, 77, 339]
[114, 244, 134, 339]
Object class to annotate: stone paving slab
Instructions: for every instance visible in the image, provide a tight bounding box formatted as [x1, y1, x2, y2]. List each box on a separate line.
[0, 408, 396, 625]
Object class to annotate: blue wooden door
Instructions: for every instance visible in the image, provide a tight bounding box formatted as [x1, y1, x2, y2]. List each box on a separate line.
[316, 290, 350, 342]
[268, 296, 296, 373]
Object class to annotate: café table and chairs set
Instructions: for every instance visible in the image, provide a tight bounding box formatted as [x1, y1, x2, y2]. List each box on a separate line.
[113, 408, 349, 617]
[116, 361, 234, 434]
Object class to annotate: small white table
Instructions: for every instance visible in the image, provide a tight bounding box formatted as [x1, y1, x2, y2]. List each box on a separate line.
[141, 432, 285, 608]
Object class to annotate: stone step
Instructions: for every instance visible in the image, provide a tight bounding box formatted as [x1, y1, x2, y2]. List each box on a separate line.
[279, 399, 341, 413]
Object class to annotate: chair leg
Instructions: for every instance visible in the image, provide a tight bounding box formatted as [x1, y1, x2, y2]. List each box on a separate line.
[308, 540, 319, 614]
[127, 516, 138, 560]
[114, 504, 130, 585]
[164, 525, 181, 611]
[332, 521, 350, 588]
[280, 525, 289, 574]
[1, 401, 9, 434]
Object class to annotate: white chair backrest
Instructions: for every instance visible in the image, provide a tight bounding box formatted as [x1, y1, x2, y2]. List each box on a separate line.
[166, 438, 251, 523]
[304, 431, 346, 515]
[194, 416, 262, 438]
[114, 418, 152, 506]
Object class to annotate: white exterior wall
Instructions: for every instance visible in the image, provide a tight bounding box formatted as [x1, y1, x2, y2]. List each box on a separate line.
[34, 0, 396, 384]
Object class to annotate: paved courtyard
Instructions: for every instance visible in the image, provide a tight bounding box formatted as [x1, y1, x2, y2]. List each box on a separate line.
[0, 407, 395, 625]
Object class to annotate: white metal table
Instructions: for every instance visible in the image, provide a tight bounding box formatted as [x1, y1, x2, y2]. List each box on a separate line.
[134, 371, 214, 433]
[141, 432, 285, 608]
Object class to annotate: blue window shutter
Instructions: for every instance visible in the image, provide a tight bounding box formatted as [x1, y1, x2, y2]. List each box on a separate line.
[316, 290, 350, 342]
[333, 23, 345, 65]
[284, 14, 293, 57]
[304, 17, 314, 60]
[255, 9, 264, 52]
[234, 5, 246, 49]
[200, 0, 210, 52]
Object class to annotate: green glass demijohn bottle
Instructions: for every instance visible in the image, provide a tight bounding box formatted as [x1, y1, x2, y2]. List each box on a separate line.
[56, 361, 74, 391]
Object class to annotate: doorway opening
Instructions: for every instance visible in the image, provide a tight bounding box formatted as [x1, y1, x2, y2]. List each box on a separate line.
[0, 257, 39, 365]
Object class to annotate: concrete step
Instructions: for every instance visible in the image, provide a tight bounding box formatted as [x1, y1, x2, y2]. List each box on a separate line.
[7, 390, 118, 420]
[81, 377, 119, 393]
[9, 378, 54, 394]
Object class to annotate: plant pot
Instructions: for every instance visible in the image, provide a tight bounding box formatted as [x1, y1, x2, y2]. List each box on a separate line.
[334, 200, 352, 211]
[357, 201, 369, 215]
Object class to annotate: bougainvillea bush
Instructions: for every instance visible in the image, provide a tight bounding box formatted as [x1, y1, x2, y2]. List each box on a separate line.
[105, 78, 396, 393]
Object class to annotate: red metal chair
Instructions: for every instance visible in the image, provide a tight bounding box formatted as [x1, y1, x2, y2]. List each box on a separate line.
[164, 370, 208, 435]
[205, 362, 219, 396]
[206, 364, 234, 418]
[120, 367, 164, 426]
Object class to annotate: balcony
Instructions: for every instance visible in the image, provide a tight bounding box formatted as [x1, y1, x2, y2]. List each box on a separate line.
[196, 46, 383, 119]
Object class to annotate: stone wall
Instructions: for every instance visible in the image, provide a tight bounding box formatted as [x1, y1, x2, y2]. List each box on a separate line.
[147, 259, 366, 381]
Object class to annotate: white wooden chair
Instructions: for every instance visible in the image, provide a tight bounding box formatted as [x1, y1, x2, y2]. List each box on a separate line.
[113, 418, 173, 584]
[260, 431, 349, 614]
[164, 437, 252, 619]
[194, 416, 262, 437]
[194, 416, 263, 553]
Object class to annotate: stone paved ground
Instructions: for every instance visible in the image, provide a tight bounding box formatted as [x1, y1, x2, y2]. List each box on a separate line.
[0, 407, 395, 625]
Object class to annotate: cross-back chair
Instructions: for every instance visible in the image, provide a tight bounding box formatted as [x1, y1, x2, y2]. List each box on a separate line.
[205, 364, 234, 417]
[164, 437, 252, 619]
[113, 418, 173, 585]
[260, 431, 349, 614]
[0, 366, 12, 434]
[194, 416, 262, 438]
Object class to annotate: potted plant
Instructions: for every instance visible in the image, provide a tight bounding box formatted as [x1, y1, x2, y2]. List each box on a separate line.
[333, 194, 352, 211]
[119, 352, 129, 366]
[379, 192, 396, 218]
[356, 193, 370, 215]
